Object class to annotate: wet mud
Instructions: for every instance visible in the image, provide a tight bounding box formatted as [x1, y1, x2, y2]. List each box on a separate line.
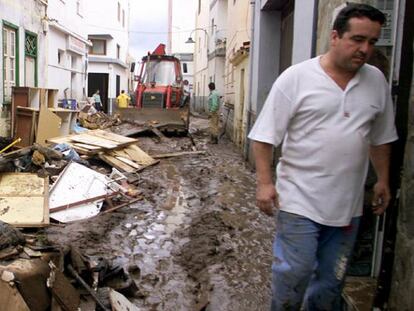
[45, 117, 275, 310]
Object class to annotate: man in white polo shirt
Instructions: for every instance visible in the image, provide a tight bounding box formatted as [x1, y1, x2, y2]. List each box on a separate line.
[248, 4, 398, 310]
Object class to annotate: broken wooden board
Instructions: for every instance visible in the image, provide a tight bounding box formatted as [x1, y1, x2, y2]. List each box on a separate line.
[109, 289, 142, 311]
[70, 135, 119, 149]
[151, 151, 206, 159]
[47, 262, 80, 311]
[0, 173, 49, 227]
[36, 105, 62, 146]
[99, 144, 158, 173]
[122, 145, 158, 166]
[0, 280, 30, 311]
[73, 143, 101, 151]
[87, 129, 137, 144]
[99, 154, 137, 173]
[47, 130, 138, 156]
[49, 162, 112, 223]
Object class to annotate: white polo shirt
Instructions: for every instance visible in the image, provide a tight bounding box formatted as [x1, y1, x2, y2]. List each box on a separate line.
[248, 56, 398, 226]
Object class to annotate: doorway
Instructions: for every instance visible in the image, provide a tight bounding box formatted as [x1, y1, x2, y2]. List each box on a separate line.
[116, 75, 120, 97]
[88, 73, 109, 112]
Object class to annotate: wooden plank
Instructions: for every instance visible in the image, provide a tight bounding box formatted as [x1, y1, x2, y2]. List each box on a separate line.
[0, 281, 31, 311]
[73, 143, 101, 150]
[150, 127, 169, 142]
[123, 145, 157, 166]
[0, 173, 45, 196]
[151, 151, 206, 159]
[15, 108, 38, 147]
[99, 154, 136, 173]
[0, 173, 49, 227]
[114, 156, 141, 169]
[46, 137, 97, 156]
[50, 192, 119, 213]
[88, 129, 138, 144]
[48, 264, 80, 311]
[36, 105, 62, 146]
[70, 135, 118, 149]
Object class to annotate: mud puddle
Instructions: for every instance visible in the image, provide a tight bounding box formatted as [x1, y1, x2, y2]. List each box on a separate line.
[45, 117, 275, 310]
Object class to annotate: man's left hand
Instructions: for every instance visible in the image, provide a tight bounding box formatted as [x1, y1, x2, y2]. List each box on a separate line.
[372, 181, 391, 215]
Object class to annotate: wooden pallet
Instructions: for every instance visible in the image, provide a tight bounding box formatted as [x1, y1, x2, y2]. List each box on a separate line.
[47, 129, 138, 155]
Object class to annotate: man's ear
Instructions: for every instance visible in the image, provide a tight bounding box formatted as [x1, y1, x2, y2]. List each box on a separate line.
[330, 30, 340, 46]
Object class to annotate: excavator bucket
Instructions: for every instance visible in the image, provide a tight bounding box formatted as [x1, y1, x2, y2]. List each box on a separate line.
[114, 106, 189, 133]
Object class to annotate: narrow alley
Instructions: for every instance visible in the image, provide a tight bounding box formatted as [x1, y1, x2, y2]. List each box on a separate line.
[44, 117, 275, 310]
[1, 0, 414, 310]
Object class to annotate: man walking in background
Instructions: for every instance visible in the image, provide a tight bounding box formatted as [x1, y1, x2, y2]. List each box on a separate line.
[248, 4, 397, 310]
[116, 90, 131, 108]
[208, 82, 220, 144]
[92, 90, 103, 112]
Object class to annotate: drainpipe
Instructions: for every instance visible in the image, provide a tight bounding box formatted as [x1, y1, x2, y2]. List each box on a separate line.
[243, 0, 256, 161]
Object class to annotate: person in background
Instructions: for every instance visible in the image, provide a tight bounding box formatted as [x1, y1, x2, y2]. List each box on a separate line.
[208, 82, 220, 144]
[116, 90, 131, 108]
[248, 4, 397, 310]
[92, 90, 103, 112]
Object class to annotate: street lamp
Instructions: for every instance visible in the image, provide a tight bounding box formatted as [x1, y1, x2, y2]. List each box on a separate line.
[185, 28, 209, 46]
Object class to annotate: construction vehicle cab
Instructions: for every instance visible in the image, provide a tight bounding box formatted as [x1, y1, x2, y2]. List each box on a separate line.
[115, 44, 189, 133]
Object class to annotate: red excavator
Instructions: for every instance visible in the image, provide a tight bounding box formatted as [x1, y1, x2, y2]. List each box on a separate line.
[115, 44, 189, 133]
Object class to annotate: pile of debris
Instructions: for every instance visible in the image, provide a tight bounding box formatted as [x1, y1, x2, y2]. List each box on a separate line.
[0, 220, 141, 310]
[78, 103, 122, 130]
[0, 127, 157, 309]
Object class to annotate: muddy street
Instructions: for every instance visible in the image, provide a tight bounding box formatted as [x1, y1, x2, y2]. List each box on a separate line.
[45, 117, 275, 310]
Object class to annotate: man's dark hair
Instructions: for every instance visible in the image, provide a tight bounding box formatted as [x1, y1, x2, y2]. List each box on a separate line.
[208, 82, 215, 91]
[333, 3, 386, 37]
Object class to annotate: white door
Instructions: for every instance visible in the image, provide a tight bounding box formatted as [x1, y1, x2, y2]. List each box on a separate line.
[3, 27, 17, 104]
[25, 57, 35, 87]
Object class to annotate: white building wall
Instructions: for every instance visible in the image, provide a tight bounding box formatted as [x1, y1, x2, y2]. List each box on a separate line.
[193, 0, 210, 112]
[47, 0, 89, 102]
[84, 0, 130, 105]
[0, 0, 47, 136]
[246, 0, 317, 160]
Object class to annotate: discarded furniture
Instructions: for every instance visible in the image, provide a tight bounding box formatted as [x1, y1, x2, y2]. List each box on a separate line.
[12, 87, 79, 147]
[49, 162, 114, 223]
[0, 173, 49, 227]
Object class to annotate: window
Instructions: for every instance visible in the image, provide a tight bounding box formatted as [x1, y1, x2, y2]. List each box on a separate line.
[67, 54, 72, 68]
[116, 44, 120, 59]
[3, 26, 18, 103]
[58, 50, 63, 65]
[25, 32, 37, 57]
[122, 9, 125, 27]
[118, 2, 121, 22]
[71, 54, 77, 69]
[198, 0, 201, 14]
[183, 63, 188, 73]
[89, 39, 106, 55]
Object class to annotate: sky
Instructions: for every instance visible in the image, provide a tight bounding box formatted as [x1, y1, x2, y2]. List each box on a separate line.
[129, 0, 196, 62]
[129, 0, 169, 60]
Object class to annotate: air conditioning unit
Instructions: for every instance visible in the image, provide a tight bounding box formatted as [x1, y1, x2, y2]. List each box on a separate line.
[376, 0, 394, 46]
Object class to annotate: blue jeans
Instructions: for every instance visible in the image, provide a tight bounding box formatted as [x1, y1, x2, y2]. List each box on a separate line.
[271, 211, 360, 311]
